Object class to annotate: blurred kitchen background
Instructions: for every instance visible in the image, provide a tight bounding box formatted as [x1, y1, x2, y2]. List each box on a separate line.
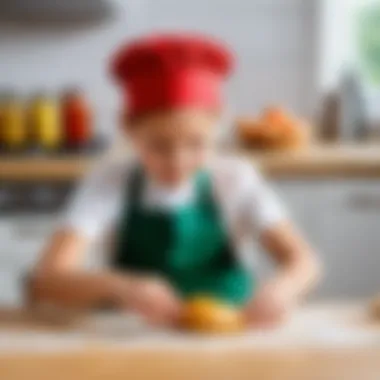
[1, 0, 380, 306]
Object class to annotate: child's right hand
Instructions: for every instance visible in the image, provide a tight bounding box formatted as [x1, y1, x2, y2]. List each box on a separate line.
[114, 275, 182, 326]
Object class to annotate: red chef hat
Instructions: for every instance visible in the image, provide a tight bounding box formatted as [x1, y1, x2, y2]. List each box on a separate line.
[110, 33, 234, 118]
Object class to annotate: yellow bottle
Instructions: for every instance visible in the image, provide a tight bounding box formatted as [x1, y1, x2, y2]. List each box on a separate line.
[0, 95, 27, 151]
[29, 95, 62, 151]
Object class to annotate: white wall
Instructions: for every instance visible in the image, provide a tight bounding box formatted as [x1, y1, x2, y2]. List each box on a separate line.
[0, 0, 318, 136]
[318, 0, 367, 92]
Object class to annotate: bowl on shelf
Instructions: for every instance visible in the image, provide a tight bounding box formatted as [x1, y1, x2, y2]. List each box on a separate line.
[236, 107, 311, 152]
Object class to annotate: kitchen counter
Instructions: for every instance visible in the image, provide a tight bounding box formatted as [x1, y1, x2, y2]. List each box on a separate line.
[1, 144, 380, 181]
[1, 302, 380, 380]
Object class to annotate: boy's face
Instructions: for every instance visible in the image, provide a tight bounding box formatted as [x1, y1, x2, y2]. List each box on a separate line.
[127, 109, 218, 186]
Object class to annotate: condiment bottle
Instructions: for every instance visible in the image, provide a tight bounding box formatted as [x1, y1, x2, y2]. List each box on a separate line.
[29, 93, 62, 151]
[0, 93, 27, 151]
[61, 90, 93, 150]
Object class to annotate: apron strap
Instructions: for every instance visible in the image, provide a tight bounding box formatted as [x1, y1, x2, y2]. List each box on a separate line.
[194, 170, 218, 212]
[126, 165, 144, 205]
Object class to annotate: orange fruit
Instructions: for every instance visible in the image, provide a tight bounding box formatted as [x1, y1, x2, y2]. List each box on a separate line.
[180, 296, 245, 334]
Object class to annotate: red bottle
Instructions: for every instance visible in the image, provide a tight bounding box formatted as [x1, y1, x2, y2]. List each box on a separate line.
[62, 90, 93, 150]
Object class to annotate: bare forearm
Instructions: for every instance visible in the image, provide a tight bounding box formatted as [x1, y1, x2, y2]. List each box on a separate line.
[30, 229, 128, 310]
[29, 270, 131, 310]
[29, 271, 126, 310]
[260, 221, 322, 301]
[275, 252, 321, 300]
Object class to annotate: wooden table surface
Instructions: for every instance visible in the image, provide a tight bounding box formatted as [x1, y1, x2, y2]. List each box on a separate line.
[1, 302, 380, 380]
[1, 144, 380, 181]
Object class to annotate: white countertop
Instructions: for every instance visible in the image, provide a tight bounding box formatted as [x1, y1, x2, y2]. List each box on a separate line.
[0, 302, 379, 354]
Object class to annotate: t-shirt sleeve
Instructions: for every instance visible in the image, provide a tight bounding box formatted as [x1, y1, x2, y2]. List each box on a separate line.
[60, 160, 129, 240]
[237, 160, 288, 233]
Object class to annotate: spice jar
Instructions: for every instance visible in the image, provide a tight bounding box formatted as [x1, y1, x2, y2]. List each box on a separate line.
[0, 93, 27, 151]
[61, 89, 93, 150]
[29, 93, 62, 151]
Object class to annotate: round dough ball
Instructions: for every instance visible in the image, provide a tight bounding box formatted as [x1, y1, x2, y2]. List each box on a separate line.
[180, 297, 245, 333]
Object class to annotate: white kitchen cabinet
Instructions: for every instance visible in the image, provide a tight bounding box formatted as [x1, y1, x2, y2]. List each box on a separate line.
[272, 179, 380, 299]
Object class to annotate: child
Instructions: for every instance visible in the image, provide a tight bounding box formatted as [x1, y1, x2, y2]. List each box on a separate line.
[31, 33, 320, 327]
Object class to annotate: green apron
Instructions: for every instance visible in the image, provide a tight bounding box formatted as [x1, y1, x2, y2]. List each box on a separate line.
[113, 167, 255, 306]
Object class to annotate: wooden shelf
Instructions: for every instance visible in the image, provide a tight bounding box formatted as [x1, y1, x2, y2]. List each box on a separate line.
[0, 155, 98, 181]
[243, 144, 380, 179]
[1, 144, 380, 181]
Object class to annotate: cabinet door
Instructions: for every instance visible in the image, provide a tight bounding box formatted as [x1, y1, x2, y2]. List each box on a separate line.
[274, 180, 380, 299]
[315, 180, 380, 298]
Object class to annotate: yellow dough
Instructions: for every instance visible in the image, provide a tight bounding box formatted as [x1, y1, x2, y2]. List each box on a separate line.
[180, 296, 245, 333]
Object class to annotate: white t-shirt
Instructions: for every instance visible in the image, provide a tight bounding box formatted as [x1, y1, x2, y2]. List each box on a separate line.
[61, 155, 287, 263]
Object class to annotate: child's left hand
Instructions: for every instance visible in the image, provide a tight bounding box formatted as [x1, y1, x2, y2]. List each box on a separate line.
[244, 279, 297, 328]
